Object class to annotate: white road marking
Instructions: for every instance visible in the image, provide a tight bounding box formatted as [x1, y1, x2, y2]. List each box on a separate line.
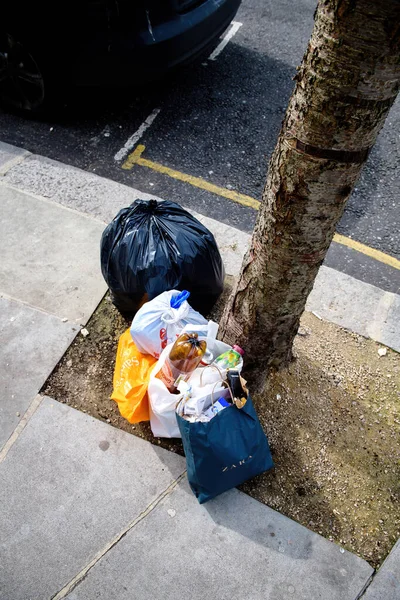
[208, 21, 243, 61]
[115, 21, 242, 160]
[114, 108, 161, 161]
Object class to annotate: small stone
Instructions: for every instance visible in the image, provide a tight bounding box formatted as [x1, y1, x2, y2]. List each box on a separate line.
[297, 326, 309, 337]
[378, 347, 387, 357]
[276, 394, 282, 401]
[81, 328, 89, 337]
[16, 412, 20, 417]
[62, 317, 68, 322]
[340, 548, 345, 554]
[167, 509, 176, 518]
[66, 359, 73, 368]
[106, 418, 111, 423]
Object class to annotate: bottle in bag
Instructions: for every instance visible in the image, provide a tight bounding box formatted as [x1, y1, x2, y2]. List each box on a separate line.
[213, 345, 244, 370]
[227, 369, 248, 409]
[157, 332, 207, 394]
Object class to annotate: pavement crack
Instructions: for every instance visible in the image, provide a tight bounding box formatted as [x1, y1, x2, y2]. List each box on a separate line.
[50, 471, 186, 599]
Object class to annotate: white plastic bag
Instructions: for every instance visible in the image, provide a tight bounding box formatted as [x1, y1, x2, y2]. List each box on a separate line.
[148, 343, 182, 438]
[148, 336, 234, 438]
[130, 290, 212, 359]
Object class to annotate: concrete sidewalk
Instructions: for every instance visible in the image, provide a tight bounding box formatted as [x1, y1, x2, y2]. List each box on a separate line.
[0, 141, 398, 600]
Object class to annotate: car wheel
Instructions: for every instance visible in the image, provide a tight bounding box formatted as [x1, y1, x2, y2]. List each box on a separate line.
[0, 32, 45, 112]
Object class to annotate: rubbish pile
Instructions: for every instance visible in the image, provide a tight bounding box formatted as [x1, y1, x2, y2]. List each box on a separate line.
[102, 200, 273, 504]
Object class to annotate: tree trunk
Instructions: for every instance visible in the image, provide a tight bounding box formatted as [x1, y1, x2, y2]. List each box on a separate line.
[220, 0, 400, 382]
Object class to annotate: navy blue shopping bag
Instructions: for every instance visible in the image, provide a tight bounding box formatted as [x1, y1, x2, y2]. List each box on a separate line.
[176, 395, 274, 504]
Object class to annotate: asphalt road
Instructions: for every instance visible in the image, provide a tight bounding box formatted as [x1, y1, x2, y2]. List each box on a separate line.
[1, 0, 399, 293]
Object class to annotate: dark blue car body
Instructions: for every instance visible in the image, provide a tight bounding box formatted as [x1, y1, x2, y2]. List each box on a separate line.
[1, 0, 241, 110]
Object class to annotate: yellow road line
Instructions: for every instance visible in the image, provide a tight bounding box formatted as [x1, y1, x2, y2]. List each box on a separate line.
[122, 145, 260, 210]
[333, 233, 400, 271]
[123, 144, 400, 272]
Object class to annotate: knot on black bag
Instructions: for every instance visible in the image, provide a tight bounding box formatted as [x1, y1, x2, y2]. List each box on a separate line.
[134, 199, 159, 214]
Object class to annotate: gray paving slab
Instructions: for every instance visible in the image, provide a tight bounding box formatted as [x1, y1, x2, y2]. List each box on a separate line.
[361, 539, 400, 600]
[65, 479, 373, 600]
[0, 397, 186, 600]
[0, 141, 30, 176]
[306, 266, 400, 352]
[0, 297, 78, 450]
[0, 184, 107, 323]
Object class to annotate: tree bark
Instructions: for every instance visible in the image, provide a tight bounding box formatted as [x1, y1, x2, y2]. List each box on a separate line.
[220, 0, 400, 380]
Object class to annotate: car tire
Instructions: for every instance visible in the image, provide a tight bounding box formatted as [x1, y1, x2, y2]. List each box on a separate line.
[0, 32, 49, 114]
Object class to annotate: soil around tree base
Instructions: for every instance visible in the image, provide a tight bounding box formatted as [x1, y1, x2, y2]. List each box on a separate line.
[43, 292, 400, 569]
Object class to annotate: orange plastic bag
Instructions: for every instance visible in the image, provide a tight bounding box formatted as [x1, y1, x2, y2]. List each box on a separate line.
[111, 329, 157, 423]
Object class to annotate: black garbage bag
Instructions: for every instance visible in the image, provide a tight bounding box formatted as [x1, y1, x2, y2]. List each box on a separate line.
[100, 200, 225, 318]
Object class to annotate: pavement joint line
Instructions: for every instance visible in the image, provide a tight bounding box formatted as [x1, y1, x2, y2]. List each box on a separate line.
[359, 538, 400, 599]
[355, 574, 375, 600]
[208, 20, 243, 61]
[0, 149, 30, 176]
[0, 394, 43, 462]
[366, 290, 396, 341]
[51, 471, 187, 600]
[0, 291, 84, 326]
[122, 144, 400, 272]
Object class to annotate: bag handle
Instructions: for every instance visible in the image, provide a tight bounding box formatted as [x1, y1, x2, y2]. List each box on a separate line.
[161, 305, 189, 324]
[199, 363, 224, 387]
[211, 380, 234, 406]
[180, 321, 219, 340]
[175, 383, 191, 415]
[176, 380, 234, 418]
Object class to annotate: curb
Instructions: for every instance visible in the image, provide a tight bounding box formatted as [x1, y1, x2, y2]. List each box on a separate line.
[1, 140, 399, 353]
